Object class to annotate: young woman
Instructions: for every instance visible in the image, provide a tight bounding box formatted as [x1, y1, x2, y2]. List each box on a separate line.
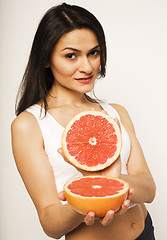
[11, 3, 156, 240]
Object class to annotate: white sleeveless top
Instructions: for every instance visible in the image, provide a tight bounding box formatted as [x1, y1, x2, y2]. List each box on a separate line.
[26, 102, 131, 199]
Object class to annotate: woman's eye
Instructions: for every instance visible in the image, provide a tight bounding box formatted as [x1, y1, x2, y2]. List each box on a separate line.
[65, 53, 76, 60]
[89, 50, 100, 56]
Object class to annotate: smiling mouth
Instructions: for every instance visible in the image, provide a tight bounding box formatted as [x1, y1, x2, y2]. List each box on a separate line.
[75, 76, 93, 83]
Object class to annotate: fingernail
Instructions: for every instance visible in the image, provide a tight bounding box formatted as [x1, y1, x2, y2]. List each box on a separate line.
[125, 200, 130, 207]
[130, 189, 135, 195]
[108, 210, 114, 216]
[89, 212, 95, 217]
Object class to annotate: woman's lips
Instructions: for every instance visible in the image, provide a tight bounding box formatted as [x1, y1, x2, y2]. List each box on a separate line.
[75, 76, 93, 83]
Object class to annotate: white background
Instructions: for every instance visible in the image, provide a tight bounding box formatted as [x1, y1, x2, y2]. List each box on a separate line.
[1, 0, 167, 239]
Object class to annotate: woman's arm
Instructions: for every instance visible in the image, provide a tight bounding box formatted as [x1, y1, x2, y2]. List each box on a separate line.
[11, 112, 85, 239]
[112, 104, 156, 204]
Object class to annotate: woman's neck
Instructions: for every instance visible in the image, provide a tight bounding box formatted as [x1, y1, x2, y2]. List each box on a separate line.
[47, 84, 89, 108]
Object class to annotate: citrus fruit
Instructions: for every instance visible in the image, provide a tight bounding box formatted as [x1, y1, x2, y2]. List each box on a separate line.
[64, 176, 129, 217]
[62, 111, 122, 171]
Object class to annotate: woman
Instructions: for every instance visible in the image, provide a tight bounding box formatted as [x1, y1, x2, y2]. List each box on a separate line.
[11, 3, 156, 239]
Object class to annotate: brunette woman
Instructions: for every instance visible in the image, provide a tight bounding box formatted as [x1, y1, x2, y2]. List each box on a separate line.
[11, 3, 156, 239]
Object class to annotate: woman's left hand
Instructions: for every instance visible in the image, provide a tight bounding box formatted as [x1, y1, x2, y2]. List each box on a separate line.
[95, 187, 134, 226]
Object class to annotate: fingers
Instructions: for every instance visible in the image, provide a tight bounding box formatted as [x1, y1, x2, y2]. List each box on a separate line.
[116, 188, 135, 216]
[85, 200, 131, 227]
[100, 210, 114, 226]
[84, 212, 96, 226]
[128, 188, 135, 201]
[116, 199, 130, 216]
[85, 210, 114, 226]
[58, 191, 66, 201]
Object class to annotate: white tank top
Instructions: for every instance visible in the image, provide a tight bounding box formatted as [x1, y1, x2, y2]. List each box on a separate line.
[26, 103, 131, 194]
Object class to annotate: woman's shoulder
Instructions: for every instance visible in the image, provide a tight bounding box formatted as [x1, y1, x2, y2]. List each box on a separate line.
[109, 103, 135, 133]
[11, 111, 40, 136]
[11, 111, 44, 152]
[109, 103, 129, 120]
[109, 103, 127, 114]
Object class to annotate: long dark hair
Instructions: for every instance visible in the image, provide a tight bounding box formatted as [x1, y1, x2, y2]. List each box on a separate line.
[15, 3, 107, 116]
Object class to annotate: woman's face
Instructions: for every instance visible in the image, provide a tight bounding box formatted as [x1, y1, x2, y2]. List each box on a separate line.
[49, 28, 101, 93]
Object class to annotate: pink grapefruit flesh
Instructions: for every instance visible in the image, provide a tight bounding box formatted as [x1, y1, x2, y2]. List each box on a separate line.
[64, 176, 129, 217]
[62, 111, 122, 171]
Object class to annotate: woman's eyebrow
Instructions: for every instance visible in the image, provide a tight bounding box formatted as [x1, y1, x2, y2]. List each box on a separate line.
[61, 45, 100, 52]
[61, 47, 80, 52]
[89, 45, 100, 51]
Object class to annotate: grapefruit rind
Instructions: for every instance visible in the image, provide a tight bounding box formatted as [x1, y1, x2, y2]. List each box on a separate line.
[61, 111, 122, 171]
[64, 176, 129, 217]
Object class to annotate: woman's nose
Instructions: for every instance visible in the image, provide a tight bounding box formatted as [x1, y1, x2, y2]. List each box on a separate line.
[78, 57, 92, 74]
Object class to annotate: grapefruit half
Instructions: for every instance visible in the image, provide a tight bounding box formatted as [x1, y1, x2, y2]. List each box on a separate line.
[62, 111, 122, 171]
[64, 176, 129, 217]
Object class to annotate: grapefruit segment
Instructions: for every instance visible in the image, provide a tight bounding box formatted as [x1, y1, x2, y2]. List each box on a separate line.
[64, 176, 129, 217]
[62, 111, 122, 171]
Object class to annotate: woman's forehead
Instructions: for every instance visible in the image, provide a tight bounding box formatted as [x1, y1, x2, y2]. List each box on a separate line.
[55, 28, 99, 52]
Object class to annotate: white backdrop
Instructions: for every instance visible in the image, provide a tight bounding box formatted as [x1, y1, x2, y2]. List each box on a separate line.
[1, 0, 167, 239]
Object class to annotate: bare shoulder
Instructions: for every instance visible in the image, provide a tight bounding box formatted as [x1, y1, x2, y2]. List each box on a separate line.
[110, 103, 135, 133]
[11, 111, 43, 146]
[11, 111, 37, 131]
[11, 111, 41, 133]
